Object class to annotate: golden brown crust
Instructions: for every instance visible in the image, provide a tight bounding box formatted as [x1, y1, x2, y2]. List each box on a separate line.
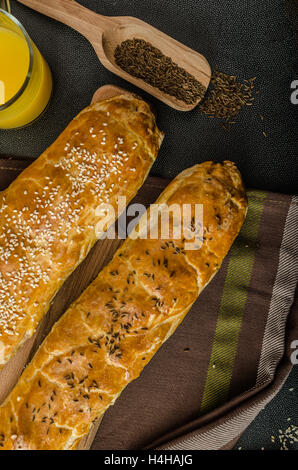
[0, 95, 163, 368]
[0, 161, 247, 450]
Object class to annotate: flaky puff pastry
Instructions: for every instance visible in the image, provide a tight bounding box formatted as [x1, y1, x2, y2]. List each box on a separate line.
[0, 95, 163, 368]
[0, 161, 247, 450]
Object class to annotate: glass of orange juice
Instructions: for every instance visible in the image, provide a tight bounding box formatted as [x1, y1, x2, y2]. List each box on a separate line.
[0, 7, 53, 129]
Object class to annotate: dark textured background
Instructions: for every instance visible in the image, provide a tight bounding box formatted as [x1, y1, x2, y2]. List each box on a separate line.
[0, 0, 298, 193]
[0, 0, 297, 450]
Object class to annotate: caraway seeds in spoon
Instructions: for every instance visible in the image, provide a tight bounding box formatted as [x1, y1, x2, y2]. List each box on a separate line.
[114, 38, 206, 105]
[115, 40, 256, 127]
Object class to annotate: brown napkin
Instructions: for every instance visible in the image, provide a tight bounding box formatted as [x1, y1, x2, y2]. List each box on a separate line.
[0, 158, 297, 450]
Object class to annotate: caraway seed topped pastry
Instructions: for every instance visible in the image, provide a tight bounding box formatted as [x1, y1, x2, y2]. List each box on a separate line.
[0, 161, 247, 449]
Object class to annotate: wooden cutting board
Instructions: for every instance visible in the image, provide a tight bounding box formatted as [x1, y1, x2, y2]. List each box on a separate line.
[0, 156, 167, 450]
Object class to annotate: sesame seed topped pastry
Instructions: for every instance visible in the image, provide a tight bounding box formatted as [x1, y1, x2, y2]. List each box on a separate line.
[0, 94, 163, 368]
[0, 161, 247, 450]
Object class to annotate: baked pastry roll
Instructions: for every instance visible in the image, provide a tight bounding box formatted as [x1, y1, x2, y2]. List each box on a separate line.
[0, 161, 247, 450]
[0, 95, 163, 367]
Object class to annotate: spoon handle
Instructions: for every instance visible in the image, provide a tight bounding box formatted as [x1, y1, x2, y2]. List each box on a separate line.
[17, 0, 115, 39]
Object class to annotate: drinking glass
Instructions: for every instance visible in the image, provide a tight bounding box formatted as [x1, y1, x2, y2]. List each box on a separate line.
[0, 4, 53, 129]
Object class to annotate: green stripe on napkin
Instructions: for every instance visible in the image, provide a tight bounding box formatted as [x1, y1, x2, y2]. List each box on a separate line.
[200, 191, 267, 415]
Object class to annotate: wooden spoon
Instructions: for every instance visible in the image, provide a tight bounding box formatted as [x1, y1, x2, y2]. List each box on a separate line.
[17, 0, 211, 111]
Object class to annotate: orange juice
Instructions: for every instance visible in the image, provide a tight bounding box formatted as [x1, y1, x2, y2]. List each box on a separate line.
[0, 28, 30, 104]
[0, 10, 53, 129]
